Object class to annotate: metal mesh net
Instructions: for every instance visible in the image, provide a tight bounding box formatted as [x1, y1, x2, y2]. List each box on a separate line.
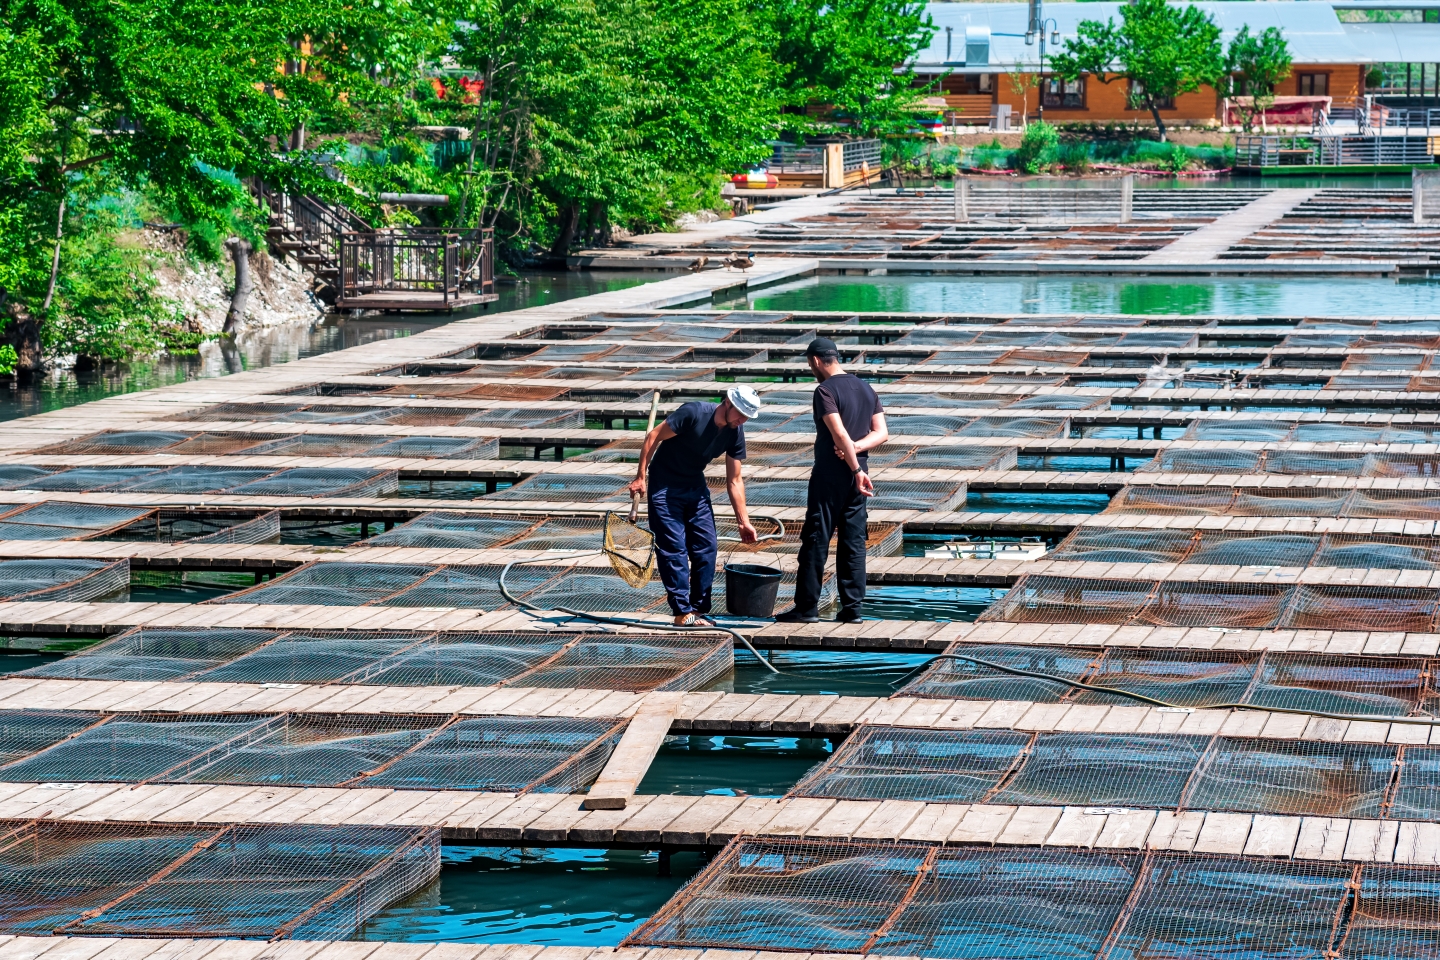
[723, 477, 967, 512]
[39, 430, 192, 454]
[0, 820, 439, 940]
[0, 710, 626, 793]
[187, 509, 283, 545]
[0, 502, 154, 540]
[981, 574, 1440, 632]
[628, 840, 1411, 960]
[484, 473, 630, 502]
[14, 627, 729, 691]
[901, 642, 1433, 717]
[0, 558, 128, 602]
[362, 511, 546, 548]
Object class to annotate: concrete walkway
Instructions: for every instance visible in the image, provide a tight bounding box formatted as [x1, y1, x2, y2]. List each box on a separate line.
[1143, 188, 1318, 263]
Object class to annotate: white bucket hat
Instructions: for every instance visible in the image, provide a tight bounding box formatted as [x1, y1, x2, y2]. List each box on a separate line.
[726, 385, 761, 419]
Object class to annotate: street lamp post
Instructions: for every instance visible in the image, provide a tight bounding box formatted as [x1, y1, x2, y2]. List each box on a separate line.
[1025, 0, 1061, 124]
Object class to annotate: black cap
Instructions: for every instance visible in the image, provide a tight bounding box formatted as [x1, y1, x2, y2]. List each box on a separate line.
[805, 337, 839, 358]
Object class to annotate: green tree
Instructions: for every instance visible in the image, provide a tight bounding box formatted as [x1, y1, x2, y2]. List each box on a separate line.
[441, 0, 778, 255]
[762, 0, 936, 136]
[1224, 25, 1292, 133]
[1049, 0, 1224, 142]
[0, 0, 446, 372]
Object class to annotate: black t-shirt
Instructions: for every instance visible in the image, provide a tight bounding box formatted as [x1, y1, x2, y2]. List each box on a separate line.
[648, 401, 746, 488]
[812, 374, 884, 476]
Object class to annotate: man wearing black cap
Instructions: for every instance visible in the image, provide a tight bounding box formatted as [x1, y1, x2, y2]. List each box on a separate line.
[777, 337, 888, 624]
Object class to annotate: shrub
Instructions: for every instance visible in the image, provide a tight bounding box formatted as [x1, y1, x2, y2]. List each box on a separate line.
[1015, 121, 1059, 173]
[1058, 142, 1093, 173]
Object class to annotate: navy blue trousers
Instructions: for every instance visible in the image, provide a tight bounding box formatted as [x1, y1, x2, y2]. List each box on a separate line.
[648, 484, 718, 616]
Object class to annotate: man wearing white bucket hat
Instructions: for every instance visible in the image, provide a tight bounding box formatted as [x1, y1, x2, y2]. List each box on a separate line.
[628, 386, 762, 625]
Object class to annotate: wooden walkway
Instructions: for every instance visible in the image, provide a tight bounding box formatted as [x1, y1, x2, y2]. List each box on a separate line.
[1143, 189, 1321, 263]
[0, 780, 1430, 862]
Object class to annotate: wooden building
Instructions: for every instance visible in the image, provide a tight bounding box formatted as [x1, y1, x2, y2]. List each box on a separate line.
[915, 0, 1440, 127]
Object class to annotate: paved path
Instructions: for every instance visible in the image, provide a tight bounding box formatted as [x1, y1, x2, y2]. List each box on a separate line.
[1144, 189, 1319, 263]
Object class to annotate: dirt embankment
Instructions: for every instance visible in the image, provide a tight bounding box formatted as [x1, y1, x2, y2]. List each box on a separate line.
[140, 227, 321, 333]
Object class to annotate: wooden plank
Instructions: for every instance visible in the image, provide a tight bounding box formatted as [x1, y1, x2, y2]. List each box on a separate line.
[1044, 807, 1107, 848]
[897, 803, 970, 843]
[584, 708, 676, 810]
[1192, 812, 1254, 855]
[1343, 819, 1399, 862]
[1393, 822, 1440, 865]
[661, 794, 746, 846]
[1095, 810, 1157, 850]
[473, 793, 572, 842]
[950, 804, 1019, 844]
[526, 796, 607, 843]
[850, 800, 926, 841]
[1293, 817, 1351, 861]
[1146, 811, 1206, 852]
[710, 798, 788, 844]
[995, 805, 1062, 845]
[612, 794, 702, 845]
[1243, 815, 1301, 857]
[805, 800, 883, 840]
[757, 798, 835, 837]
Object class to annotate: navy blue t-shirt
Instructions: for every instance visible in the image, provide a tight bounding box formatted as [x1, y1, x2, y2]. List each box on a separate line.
[648, 401, 746, 488]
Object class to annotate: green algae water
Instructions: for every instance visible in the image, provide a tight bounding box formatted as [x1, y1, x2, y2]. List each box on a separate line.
[723, 276, 1440, 317]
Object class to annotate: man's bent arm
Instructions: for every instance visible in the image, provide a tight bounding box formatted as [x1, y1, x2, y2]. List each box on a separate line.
[627, 421, 677, 496]
[823, 412, 863, 473]
[852, 413, 889, 455]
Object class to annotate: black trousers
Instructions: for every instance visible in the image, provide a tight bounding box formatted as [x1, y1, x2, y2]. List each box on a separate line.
[792, 472, 868, 617]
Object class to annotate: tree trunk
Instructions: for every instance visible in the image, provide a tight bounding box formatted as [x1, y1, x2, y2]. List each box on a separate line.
[9, 303, 42, 377]
[1149, 101, 1168, 142]
[550, 204, 580, 259]
[224, 237, 253, 335]
[41, 195, 66, 312]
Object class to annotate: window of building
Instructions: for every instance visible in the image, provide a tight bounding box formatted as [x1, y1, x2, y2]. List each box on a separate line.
[979, 73, 993, 92]
[1296, 73, 1329, 96]
[1129, 79, 1174, 110]
[1042, 75, 1085, 109]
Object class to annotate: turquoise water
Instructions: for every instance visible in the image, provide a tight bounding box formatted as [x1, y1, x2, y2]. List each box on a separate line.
[639, 735, 832, 797]
[965, 491, 1112, 514]
[711, 649, 934, 696]
[725, 276, 1440, 317]
[359, 847, 703, 946]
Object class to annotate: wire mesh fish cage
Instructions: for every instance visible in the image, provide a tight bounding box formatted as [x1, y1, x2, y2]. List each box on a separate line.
[901, 642, 1434, 717]
[483, 473, 630, 502]
[627, 838, 1440, 960]
[715, 477, 967, 512]
[0, 710, 627, 793]
[0, 558, 128, 603]
[0, 820, 439, 940]
[14, 626, 731, 691]
[0, 502, 155, 540]
[0, 465, 400, 498]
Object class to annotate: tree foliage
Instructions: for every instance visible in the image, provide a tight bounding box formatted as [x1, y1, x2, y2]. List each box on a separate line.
[1049, 0, 1224, 142]
[0, 0, 933, 369]
[0, 0, 446, 371]
[1224, 25, 1292, 132]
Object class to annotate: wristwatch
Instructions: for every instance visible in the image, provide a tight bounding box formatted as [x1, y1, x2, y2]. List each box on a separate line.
[851, 466, 863, 474]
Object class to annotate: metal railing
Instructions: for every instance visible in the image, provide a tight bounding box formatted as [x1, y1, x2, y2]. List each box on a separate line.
[338, 228, 495, 305]
[1237, 134, 1437, 167]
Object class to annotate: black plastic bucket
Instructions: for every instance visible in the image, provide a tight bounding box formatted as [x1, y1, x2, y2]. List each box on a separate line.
[725, 563, 783, 617]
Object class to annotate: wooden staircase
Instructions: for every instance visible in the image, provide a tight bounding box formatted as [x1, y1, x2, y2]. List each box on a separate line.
[251, 181, 497, 312]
